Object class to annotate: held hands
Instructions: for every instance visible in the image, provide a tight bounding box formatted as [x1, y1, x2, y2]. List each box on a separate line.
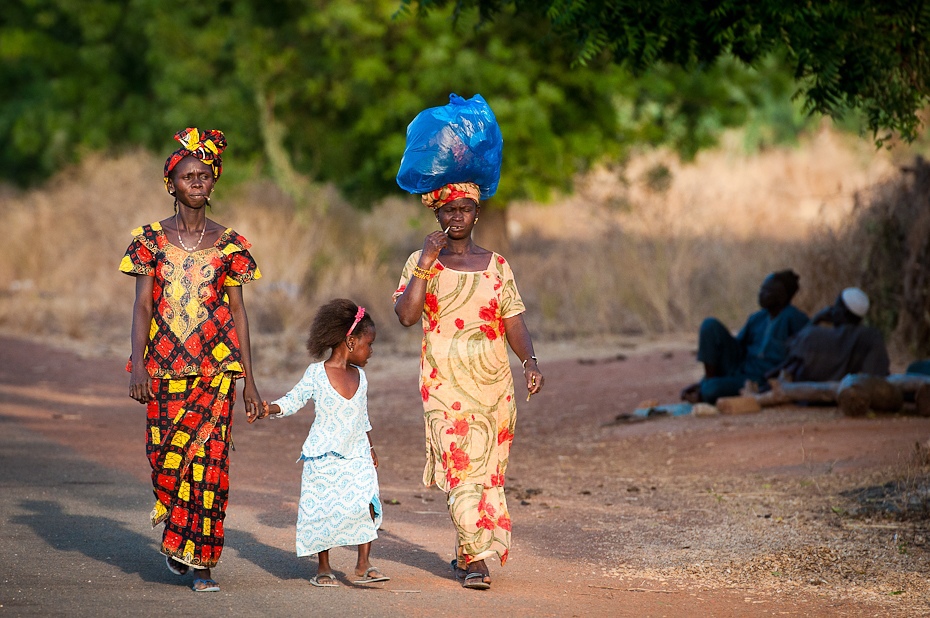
[421, 230, 448, 266]
[251, 400, 279, 423]
[243, 381, 262, 423]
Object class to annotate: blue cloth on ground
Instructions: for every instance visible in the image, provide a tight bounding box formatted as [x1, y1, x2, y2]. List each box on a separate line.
[907, 360, 930, 376]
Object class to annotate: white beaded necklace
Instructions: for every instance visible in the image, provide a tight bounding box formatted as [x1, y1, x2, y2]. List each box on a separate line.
[175, 211, 206, 252]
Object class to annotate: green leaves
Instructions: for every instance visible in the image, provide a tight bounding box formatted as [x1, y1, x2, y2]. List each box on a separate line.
[1, 0, 886, 209]
[404, 0, 930, 144]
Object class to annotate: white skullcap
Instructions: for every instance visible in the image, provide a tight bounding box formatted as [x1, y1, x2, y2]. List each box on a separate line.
[841, 287, 870, 317]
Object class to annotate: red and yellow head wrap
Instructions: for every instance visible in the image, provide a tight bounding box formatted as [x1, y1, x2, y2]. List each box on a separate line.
[420, 182, 481, 210]
[163, 128, 227, 193]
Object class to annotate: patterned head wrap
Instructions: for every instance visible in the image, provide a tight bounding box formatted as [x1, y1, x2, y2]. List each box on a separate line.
[163, 128, 227, 193]
[420, 182, 481, 210]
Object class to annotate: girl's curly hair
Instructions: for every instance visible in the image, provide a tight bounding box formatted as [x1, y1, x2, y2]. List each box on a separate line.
[306, 298, 375, 358]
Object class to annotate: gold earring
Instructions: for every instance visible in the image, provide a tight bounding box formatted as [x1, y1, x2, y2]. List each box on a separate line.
[474, 218, 478, 224]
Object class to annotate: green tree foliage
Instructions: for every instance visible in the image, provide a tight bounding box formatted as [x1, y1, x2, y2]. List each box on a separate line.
[0, 0, 156, 184]
[1, 0, 812, 206]
[137, 0, 630, 206]
[402, 0, 930, 144]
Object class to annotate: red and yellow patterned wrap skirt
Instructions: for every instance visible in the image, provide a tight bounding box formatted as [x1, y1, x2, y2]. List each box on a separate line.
[146, 372, 236, 569]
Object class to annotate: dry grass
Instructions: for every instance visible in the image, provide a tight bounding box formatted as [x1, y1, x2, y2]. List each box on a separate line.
[0, 127, 925, 373]
[506, 126, 916, 339]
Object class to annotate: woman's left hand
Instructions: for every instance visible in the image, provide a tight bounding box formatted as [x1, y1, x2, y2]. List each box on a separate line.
[243, 381, 261, 423]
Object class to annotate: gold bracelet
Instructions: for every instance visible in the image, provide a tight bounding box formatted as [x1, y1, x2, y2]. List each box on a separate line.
[412, 266, 432, 280]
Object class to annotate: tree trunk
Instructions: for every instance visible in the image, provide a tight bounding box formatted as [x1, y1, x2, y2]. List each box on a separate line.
[755, 381, 841, 407]
[473, 203, 510, 255]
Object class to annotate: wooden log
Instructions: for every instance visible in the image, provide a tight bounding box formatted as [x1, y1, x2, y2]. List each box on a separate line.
[886, 373, 930, 395]
[754, 380, 839, 407]
[755, 374, 918, 415]
[837, 374, 904, 416]
[716, 396, 762, 415]
[777, 381, 841, 402]
[916, 383, 930, 417]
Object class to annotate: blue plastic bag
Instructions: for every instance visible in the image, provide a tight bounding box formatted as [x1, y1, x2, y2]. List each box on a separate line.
[396, 93, 503, 200]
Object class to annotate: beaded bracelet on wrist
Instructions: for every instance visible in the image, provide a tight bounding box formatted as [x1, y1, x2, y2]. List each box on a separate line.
[412, 266, 433, 280]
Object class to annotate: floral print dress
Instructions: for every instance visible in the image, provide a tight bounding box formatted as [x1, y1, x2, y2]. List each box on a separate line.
[394, 250, 525, 566]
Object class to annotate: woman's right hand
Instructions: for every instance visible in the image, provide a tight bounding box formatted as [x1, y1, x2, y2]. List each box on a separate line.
[129, 367, 154, 404]
[421, 230, 448, 266]
[253, 400, 278, 423]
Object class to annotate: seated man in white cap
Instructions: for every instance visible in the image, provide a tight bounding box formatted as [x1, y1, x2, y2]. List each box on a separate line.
[774, 287, 890, 382]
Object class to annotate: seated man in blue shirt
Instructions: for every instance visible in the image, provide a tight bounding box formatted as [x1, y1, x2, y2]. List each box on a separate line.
[682, 270, 810, 404]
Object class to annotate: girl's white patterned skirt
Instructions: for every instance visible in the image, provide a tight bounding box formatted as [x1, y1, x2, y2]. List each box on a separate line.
[296, 452, 382, 556]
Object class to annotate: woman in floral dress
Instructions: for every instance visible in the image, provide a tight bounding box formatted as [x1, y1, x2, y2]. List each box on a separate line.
[394, 182, 544, 590]
[121, 128, 262, 592]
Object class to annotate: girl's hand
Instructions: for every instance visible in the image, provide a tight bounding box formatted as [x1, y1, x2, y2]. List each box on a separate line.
[420, 231, 448, 266]
[130, 367, 154, 404]
[370, 447, 379, 469]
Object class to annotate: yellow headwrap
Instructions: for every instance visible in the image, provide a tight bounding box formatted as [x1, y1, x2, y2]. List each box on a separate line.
[163, 128, 227, 193]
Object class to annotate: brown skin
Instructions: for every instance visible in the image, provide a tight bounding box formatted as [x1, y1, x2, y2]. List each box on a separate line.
[258, 327, 385, 583]
[756, 275, 790, 318]
[128, 156, 262, 589]
[394, 197, 544, 585]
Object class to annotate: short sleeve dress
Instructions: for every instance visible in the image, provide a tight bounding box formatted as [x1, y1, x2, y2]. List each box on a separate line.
[394, 250, 525, 566]
[120, 221, 260, 569]
[270, 361, 382, 557]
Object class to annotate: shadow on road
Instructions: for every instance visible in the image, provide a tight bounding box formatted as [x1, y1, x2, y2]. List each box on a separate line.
[225, 528, 304, 580]
[12, 499, 178, 584]
[376, 527, 452, 579]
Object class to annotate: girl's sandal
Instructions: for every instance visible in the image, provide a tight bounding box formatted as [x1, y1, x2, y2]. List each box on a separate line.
[310, 572, 339, 587]
[352, 566, 390, 584]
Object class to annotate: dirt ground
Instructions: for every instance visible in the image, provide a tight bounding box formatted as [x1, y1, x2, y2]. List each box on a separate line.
[3, 334, 930, 617]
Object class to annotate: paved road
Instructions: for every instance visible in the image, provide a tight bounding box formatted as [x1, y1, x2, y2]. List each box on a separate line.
[0, 336, 891, 617]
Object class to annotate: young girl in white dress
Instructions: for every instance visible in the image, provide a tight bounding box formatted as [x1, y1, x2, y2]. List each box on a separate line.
[257, 298, 388, 587]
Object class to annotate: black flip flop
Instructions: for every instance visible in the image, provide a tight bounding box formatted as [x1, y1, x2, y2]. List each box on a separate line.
[450, 559, 466, 583]
[462, 571, 491, 590]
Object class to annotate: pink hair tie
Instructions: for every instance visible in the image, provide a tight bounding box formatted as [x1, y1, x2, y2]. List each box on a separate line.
[347, 307, 366, 336]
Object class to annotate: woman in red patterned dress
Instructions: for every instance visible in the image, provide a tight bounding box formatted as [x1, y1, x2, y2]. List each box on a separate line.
[120, 128, 262, 592]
